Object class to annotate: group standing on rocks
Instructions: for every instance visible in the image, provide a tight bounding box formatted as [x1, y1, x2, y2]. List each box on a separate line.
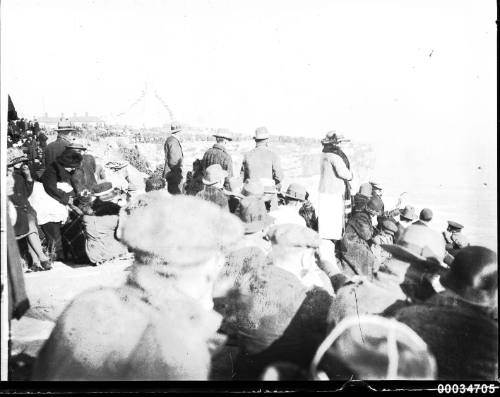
[5, 118, 497, 381]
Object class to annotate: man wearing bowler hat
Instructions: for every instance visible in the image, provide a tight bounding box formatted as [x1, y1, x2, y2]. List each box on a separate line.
[43, 120, 76, 168]
[162, 123, 184, 194]
[414, 208, 433, 227]
[201, 128, 234, 182]
[241, 127, 284, 211]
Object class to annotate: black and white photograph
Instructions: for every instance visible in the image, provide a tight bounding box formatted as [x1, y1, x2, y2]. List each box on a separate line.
[0, 0, 497, 391]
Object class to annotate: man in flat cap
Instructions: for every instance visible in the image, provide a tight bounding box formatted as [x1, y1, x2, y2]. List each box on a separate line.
[43, 120, 76, 168]
[443, 221, 470, 264]
[162, 123, 184, 195]
[225, 224, 334, 379]
[32, 194, 244, 380]
[241, 127, 284, 211]
[201, 129, 234, 188]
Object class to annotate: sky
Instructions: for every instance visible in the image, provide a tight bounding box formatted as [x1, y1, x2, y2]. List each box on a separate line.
[2, 0, 497, 177]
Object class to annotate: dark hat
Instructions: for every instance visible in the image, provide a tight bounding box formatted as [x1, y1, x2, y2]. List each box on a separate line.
[55, 120, 76, 133]
[440, 246, 497, 307]
[400, 205, 417, 222]
[381, 224, 446, 265]
[284, 183, 307, 201]
[419, 208, 433, 222]
[238, 197, 274, 234]
[170, 122, 182, 134]
[267, 224, 320, 249]
[119, 195, 244, 266]
[366, 196, 384, 215]
[57, 150, 83, 168]
[7, 148, 28, 166]
[242, 179, 265, 198]
[311, 315, 437, 380]
[254, 126, 270, 140]
[381, 219, 398, 235]
[321, 130, 350, 146]
[447, 220, 464, 231]
[213, 128, 232, 141]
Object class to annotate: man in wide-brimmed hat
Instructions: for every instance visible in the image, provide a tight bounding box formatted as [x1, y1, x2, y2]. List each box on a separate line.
[196, 164, 229, 209]
[225, 224, 334, 379]
[270, 183, 307, 227]
[162, 122, 184, 194]
[43, 120, 76, 168]
[318, 131, 353, 242]
[32, 194, 244, 380]
[394, 205, 417, 242]
[39, 150, 82, 261]
[201, 128, 234, 188]
[240, 126, 284, 211]
[394, 246, 498, 380]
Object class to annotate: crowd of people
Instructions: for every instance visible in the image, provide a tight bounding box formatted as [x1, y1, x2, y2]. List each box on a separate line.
[5, 118, 498, 381]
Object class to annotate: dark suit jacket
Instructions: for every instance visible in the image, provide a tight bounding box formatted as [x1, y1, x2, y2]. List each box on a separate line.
[162, 135, 183, 179]
[43, 136, 70, 168]
[40, 161, 75, 205]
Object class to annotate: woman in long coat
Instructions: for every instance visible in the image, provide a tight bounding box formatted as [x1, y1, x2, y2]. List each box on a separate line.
[318, 132, 353, 241]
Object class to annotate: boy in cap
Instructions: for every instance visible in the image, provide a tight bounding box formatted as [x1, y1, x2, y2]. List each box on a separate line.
[196, 164, 229, 209]
[201, 128, 234, 186]
[269, 183, 308, 227]
[226, 224, 334, 379]
[32, 195, 244, 380]
[240, 127, 284, 210]
[394, 246, 498, 380]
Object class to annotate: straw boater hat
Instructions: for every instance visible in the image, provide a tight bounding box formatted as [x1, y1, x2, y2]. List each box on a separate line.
[202, 164, 228, 185]
[381, 224, 446, 267]
[92, 182, 119, 201]
[213, 128, 232, 141]
[321, 131, 350, 146]
[440, 246, 497, 307]
[238, 197, 274, 234]
[254, 126, 270, 141]
[310, 315, 437, 380]
[169, 122, 182, 134]
[7, 147, 28, 167]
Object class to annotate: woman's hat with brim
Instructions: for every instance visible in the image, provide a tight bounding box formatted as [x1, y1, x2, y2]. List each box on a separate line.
[57, 150, 83, 168]
[7, 147, 28, 166]
[93, 182, 115, 198]
[440, 246, 497, 307]
[321, 130, 350, 146]
[238, 197, 275, 234]
[381, 224, 446, 268]
[202, 164, 228, 185]
[106, 161, 129, 170]
[213, 128, 233, 141]
[254, 126, 270, 141]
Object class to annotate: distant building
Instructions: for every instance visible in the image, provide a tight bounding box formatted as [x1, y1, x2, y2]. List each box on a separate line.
[38, 112, 105, 130]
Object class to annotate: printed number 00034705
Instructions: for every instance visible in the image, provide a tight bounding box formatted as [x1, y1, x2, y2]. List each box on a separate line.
[438, 384, 497, 394]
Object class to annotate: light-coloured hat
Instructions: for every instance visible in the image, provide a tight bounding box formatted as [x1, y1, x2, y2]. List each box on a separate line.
[321, 130, 350, 145]
[267, 224, 320, 249]
[213, 128, 232, 141]
[7, 147, 28, 166]
[400, 205, 417, 221]
[254, 126, 270, 140]
[202, 164, 228, 185]
[55, 120, 76, 133]
[311, 315, 437, 380]
[381, 224, 446, 265]
[119, 195, 244, 266]
[284, 183, 307, 201]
